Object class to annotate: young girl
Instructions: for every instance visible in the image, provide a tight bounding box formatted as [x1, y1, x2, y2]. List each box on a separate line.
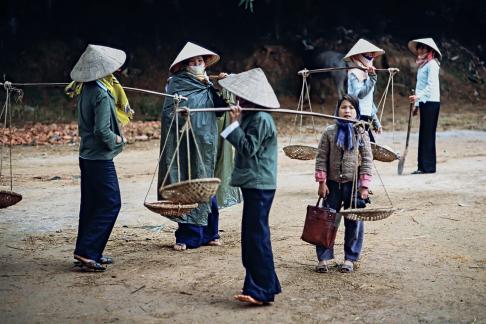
[314, 94, 373, 273]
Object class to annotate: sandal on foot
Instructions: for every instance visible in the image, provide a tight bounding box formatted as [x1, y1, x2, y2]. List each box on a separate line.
[74, 256, 113, 266]
[173, 243, 187, 251]
[234, 294, 264, 306]
[340, 260, 354, 273]
[99, 256, 113, 264]
[315, 264, 329, 273]
[73, 255, 106, 272]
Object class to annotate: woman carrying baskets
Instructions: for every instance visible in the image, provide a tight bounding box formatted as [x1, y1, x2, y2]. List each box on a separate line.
[408, 38, 442, 174]
[345, 39, 385, 142]
[314, 94, 373, 273]
[158, 42, 230, 251]
[220, 68, 281, 305]
[70, 45, 128, 271]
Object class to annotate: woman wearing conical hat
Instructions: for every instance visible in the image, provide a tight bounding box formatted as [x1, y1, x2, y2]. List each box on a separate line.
[408, 38, 442, 174]
[70, 44, 127, 271]
[344, 39, 385, 142]
[157, 42, 236, 251]
[219, 68, 281, 305]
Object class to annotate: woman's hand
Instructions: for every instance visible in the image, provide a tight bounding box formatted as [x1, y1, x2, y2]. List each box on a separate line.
[229, 105, 241, 123]
[318, 182, 329, 198]
[367, 66, 376, 74]
[409, 95, 418, 104]
[218, 72, 228, 80]
[359, 187, 369, 199]
[374, 127, 383, 134]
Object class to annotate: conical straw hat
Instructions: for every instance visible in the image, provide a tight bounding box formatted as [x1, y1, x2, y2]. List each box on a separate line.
[408, 38, 442, 59]
[218, 68, 280, 109]
[169, 42, 220, 73]
[343, 39, 385, 61]
[70, 45, 126, 82]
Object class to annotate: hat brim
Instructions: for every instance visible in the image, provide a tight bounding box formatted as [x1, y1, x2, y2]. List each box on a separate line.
[408, 39, 442, 59]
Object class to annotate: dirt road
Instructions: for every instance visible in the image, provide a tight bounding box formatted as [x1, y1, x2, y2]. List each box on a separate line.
[1, 130, 485, 323]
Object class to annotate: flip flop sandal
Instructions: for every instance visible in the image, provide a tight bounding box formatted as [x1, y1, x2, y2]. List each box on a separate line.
[74, 256, 113, 266]
[315, 264, 329, 273]
[74, 255, 106, 272]
[340, 262, 354, 273]
[99, 256, 113, 264]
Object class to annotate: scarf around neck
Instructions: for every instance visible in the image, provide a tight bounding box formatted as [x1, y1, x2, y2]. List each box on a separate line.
[349, 54, 374, 82]
[416, 51, 435, 68]
[65, 74, 133, 126]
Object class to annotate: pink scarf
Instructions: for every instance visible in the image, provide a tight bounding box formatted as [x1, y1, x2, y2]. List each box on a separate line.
[416, 51, 434, 68]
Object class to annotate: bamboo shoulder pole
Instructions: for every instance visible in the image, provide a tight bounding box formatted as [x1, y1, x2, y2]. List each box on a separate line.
[176, 106, 364, 124]
[0, 81, 187, 100]
[298, 67, 400, 76]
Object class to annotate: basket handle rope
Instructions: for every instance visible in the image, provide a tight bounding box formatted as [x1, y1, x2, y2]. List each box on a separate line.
[0, 82, 14, 190]
[376, 68, 398, 151]
[349, 127, 394, 210]
[143, 97, 178, 203]
[159, 102, 211, 194]
[288, 74, 319, 146]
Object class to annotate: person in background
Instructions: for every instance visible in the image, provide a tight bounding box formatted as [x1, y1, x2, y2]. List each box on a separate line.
[344, 39, 385, 142]
[408, 38, 442, 174]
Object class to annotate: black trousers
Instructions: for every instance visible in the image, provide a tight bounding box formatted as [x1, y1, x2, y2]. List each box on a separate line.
[241, 188, 281, 302]
[74, 158, 121, 261]
[360, 115, 375, 143]
[418, 101, 440, 173]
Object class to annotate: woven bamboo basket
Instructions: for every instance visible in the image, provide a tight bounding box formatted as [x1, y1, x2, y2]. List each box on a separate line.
[283, 145, 318, 160]
[159, 178, 221, 204]
[340, 208, 396, 221]
[0, 190, 22, 209]
[371, 143, 399, 162]
[144, 201, 198, 218]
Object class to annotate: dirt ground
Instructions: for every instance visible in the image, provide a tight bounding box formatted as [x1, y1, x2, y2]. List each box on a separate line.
[1, 116, 486, 323]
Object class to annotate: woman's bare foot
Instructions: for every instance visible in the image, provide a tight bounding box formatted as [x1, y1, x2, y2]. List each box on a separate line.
[173, 243, 186, 251]
[234, 294, 264, 306]
[207, 239, 222, 246]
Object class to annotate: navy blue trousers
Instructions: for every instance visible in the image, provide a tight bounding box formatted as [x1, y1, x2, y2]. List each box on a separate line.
[418, 101, 440, 173]
[241, 188, 281, 303]
[175, 196, 220, 248]
[316, 180, 364, 262]
[74, 158, 121, 262]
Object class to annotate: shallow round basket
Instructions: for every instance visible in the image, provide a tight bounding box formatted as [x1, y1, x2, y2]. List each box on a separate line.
[340, 208, 396, 221]
[0, 190, 22, 209]
[371, 143, 399, 162]
[159, 178, 221, 204]
[144, 201, 198, 218]
[283, 145, 318, 160]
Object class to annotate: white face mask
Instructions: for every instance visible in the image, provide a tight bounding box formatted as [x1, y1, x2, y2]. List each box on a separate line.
[187, 65, 205, 75]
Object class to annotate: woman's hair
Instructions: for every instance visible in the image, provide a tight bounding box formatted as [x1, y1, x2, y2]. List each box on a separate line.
[335, 94, 361, 119]
[416, 43, 432, 51]
[182, 55, 208, 67]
